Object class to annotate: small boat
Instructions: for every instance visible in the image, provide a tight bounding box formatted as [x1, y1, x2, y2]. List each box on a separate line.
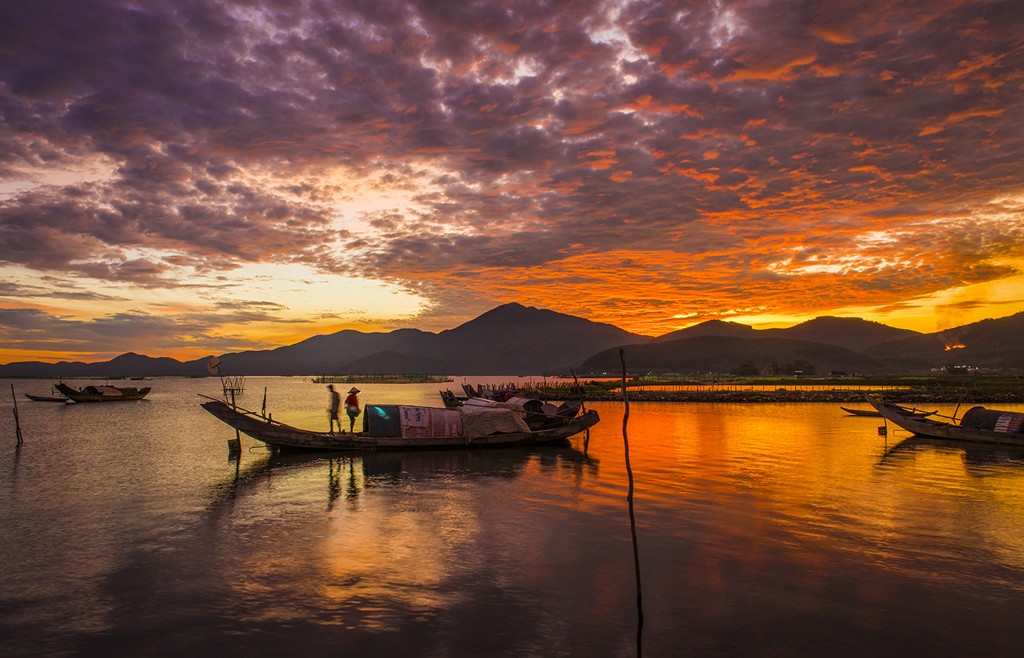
[200, 396, 600, 451]
[841, 405, 935, 418]
[55, 382, 151, 403]
[24, 393, 68, 402]
[865, 395, 1024, 446]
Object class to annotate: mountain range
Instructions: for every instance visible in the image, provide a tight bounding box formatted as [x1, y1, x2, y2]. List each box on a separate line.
[1, 303, 1022, 377]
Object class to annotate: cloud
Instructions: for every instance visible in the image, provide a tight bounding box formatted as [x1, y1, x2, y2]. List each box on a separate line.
[0, 0, 1022, 345]
[0, 305, 287, 359]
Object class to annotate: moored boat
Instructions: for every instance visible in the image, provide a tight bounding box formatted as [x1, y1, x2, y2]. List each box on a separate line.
[841, 405, 935, 418]
[200, 396, 600, 451]
[865, 395, 1024, 446]
[25, 393, 69, 402]
[55, 382, 151, 403]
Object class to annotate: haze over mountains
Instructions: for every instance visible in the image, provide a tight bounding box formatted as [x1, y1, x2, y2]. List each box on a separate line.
[2, 303, 1022, 378]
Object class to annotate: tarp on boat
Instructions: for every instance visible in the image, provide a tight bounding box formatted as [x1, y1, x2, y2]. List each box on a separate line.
[459, 406, 531, 439]
[398, 406, 462, 439]
[961, 407, 1024, 433]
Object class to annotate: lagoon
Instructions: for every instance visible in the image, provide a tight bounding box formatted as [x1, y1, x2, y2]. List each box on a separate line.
[3, 377, 1024, 657]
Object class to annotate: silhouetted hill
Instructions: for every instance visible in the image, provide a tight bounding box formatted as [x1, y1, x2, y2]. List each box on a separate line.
[653, 320, 759, 342]
[425, 303, 650, 373]
[2, 306, 1022, 377]
[761, 317, 921, 352]
[337, 350, 451, 375]
[0, 352, 208, 377]
[655, 316, 919, 351]
[576, 336, 885, 375]
[865, 311, 1024, 370]
[218, 328, 432, 375]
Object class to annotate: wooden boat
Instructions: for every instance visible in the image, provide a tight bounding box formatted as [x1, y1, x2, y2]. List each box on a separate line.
[55, 382, 151, 403]
[25, 393, 69, 402]
[865, 395, 1024, 446]
[200, 397, 600, 451]
[841, 405, 935, 418]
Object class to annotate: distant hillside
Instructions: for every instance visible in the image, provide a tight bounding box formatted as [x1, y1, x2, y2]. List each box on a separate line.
[654, 316, 920, 351]
[865, 311, 1024, 370]
[212, 302, 650, 375]
[576, 335, 885, 375]
[337, 350, 451, 375]
[653, 320, 759, 342]
[761, 316, 921, 352]
[0, 352, 208, 378]
[2, 306, 1021, 377]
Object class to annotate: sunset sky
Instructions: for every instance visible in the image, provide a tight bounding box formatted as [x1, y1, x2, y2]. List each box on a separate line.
[2, 0, 1023, 363]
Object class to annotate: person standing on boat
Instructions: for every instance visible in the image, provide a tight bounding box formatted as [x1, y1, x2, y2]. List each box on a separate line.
[327, 385, 341, 433]
[345, 387, 361, 432]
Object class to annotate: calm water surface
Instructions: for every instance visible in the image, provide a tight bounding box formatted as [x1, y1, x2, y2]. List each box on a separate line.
[3, 377, 1024, 657]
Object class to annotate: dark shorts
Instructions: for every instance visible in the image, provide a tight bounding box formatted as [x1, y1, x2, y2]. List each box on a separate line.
[330, 411, 339, 420]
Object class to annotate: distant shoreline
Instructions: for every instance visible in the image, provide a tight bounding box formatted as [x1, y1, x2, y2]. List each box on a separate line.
[575, 390, 1024, 404]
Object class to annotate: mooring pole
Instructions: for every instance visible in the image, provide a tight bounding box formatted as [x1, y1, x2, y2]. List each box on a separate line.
[619, 348, 643, 654]
[12, 384, 24, 445]
[228, 389, 241, 454]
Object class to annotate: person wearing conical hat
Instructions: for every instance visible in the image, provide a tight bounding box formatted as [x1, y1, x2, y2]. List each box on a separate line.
[344, 387, 361, 432]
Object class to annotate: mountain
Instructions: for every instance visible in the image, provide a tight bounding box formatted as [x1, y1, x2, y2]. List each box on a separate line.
[760, 317, 921, 352]
[653, 316, 920, 351]
[211, 303, 650, 375]
[0, 352, 208, 378]
[653, 320, 759, 342]
[576, 335, 885, 375]
[865, 311, 1024, 370]
[2, 305, 1022, 377]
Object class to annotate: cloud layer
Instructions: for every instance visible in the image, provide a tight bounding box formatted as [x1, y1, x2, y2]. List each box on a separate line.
[2, 0, 1023, 354]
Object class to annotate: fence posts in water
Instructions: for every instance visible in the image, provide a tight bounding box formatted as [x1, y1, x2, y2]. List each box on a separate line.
[227, 389, 241, 455]
[11, 384, 24, 445]
[619, 348, 644, 654]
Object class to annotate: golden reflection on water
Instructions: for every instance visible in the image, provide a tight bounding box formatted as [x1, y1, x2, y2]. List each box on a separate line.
[7, 377, 1024, 656]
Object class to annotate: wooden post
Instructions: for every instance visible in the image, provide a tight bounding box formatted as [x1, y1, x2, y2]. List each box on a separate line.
[619, 348, 643, 650]
[228, 389, 241, 454]
[12, 384, 24, 445]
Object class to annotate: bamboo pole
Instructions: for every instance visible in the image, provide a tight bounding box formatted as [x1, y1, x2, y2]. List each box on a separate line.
[619, 348, 643, 652]
[12, 384, 24, 445]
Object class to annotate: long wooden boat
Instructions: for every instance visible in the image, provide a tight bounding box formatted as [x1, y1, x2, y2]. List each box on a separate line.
[55, 382, 151, 403]
[200, 397, 600, 451]
[25, 393, 69, 402]
[865, 395, 1024, 446]
[841, 405, 935, 418]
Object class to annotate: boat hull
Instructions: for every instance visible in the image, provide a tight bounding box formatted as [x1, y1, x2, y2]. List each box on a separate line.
[841, 406, 934, 418]
[55, 383, 151, 403]
[201, 399, 600, 451]
[25, 394, 68, 402]
[865, 395, 1024, 446]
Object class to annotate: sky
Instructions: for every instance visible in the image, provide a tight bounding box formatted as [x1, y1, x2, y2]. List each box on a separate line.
[2, 0, 1023, 363]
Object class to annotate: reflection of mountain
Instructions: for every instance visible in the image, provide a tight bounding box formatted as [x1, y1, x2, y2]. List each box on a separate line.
[2, 304, 1023, 376]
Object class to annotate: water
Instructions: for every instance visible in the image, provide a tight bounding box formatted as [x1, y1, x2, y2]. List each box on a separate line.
[3, 377, 1024, 657]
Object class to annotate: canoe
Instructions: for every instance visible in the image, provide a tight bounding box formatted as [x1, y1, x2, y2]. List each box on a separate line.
[865, 395, 1024, 446]
[55, 382, 151, 403]
[841, 405, 935, 418]
[25, 393, 69, 402]
[200, 398, 600, 451]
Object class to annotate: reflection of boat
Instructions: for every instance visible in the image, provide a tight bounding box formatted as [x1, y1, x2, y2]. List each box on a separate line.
[55, 382, 152, 403]
[201, 397, 600, 451]
[866, 395, 1024, 446]
[879, 436, 1024, 470]
[204, 442, 598, 513]
[841, 405, 935, 418]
